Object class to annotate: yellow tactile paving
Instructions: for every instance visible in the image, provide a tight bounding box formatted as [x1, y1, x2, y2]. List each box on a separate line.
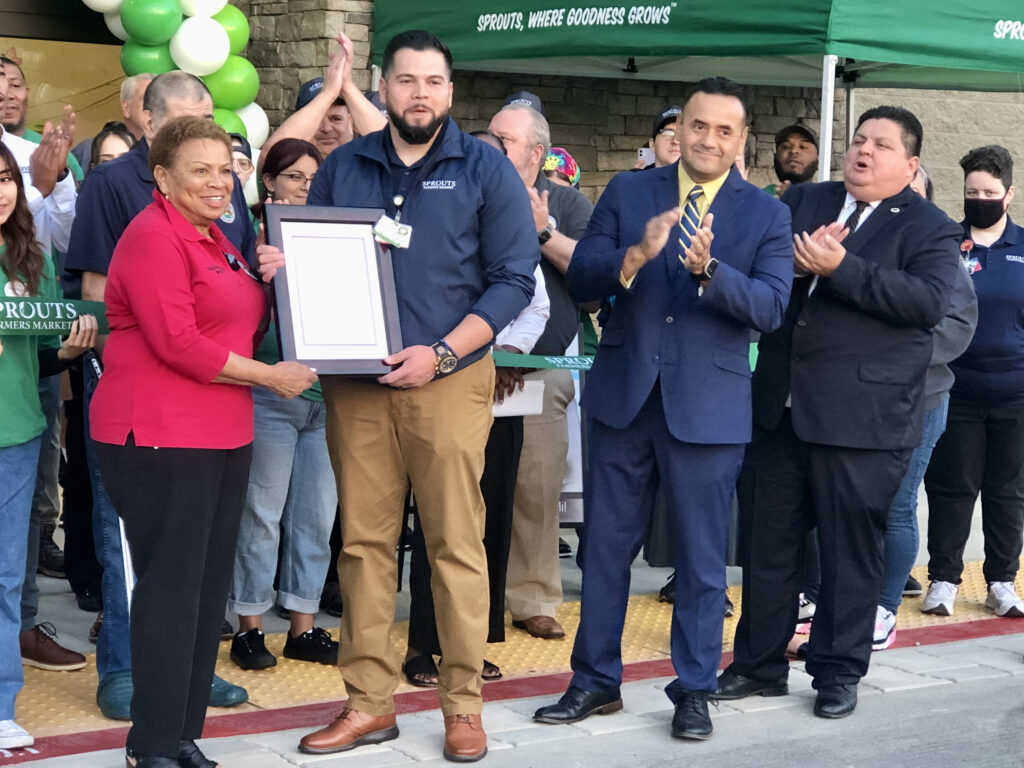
[14, 559, 1007, 738]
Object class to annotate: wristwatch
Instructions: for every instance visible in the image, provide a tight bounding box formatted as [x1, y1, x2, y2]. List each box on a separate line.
[691, 257, 719, 283]
[431, 340, 459, 375]
[538, 215, 556, 244]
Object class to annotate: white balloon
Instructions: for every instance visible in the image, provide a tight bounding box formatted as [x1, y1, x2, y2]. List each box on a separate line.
[169, 16, 230, 76]
[82, 0, 123, 13]
[180, 0, 227, 17]
[104, 10, 129, 41]
[235, 101, 270, 149]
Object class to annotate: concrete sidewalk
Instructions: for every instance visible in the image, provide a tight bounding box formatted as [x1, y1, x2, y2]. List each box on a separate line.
[16, 630, 1024, 768]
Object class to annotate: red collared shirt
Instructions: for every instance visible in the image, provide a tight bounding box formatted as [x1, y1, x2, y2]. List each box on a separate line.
[90, 190, 265, 449]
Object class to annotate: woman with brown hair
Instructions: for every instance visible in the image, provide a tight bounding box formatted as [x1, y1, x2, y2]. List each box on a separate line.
[228, 138, 341, 672]
[0, 140, 96, 751]
[89, 116, 316, 768]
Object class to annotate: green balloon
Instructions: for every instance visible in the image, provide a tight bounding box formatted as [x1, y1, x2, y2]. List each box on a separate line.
[203, 55, 259, 111]
[120, 0, 182, 46]
[212, 107, 246, 137]
[121, 39, 175, 76]
[213, 4, 249, 56]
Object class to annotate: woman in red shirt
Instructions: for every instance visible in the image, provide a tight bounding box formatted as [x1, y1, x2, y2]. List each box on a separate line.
[90, 116, 316, 768]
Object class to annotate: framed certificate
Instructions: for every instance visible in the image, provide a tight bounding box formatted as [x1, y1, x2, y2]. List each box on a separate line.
[264, 204, 403, 375]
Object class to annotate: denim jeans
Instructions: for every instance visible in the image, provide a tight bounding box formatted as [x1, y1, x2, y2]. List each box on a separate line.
[83, 363, 132, 681]
[21, 375, 61, 632]
[879, 396, 949, 613]
[0, 436, 42, 719]
[229, 389, 336, 615]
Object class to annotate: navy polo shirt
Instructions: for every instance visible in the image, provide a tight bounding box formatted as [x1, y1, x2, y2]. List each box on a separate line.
[951, 217, 1024, 405]
[64, 138, 255, 297]
[308, 118, 538, 372]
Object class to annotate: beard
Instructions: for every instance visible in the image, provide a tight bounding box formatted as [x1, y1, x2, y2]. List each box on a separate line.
[389, 104, 448, 145]
[774, 155, 818, 185]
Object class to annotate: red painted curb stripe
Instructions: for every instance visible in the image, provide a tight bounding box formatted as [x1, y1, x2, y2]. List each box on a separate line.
[3, 618, 1021, 764]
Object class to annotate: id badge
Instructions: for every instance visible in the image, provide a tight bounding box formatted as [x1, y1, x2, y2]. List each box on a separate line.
[373, 215, 413, 249]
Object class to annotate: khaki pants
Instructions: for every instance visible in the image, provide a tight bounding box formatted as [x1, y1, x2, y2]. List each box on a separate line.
[505, 368, 574, 620]
[321, 358, 495, 716]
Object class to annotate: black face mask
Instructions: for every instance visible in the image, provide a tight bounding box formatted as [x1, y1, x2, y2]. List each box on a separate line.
[964, 195, 1007, 229]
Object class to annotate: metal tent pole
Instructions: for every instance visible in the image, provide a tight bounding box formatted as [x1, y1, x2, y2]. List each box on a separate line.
[819, 55, 838, 182]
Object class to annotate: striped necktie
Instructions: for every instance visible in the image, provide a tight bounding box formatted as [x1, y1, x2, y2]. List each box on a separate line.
[844, 200, 870, 233]
[679, 185, 704, 255]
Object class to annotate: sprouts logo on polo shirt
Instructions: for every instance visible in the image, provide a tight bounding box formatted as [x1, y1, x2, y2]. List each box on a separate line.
[220, 203, 236, 224]
[422, 180, 456, 190]
[1006, 254, 1024, 264]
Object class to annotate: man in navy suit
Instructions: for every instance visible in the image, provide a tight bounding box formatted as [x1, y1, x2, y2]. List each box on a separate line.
[717, 106, 962, 718]
[532, 77, 793, 740]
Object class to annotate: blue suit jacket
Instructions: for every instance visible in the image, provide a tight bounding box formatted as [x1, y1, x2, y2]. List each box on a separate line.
[568, 164, 793, 445]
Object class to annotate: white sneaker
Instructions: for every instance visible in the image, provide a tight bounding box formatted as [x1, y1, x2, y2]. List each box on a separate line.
[0, 719, 34, 749]
[872, 606, 896, 651]
[920, 580, 958, 616]
[798, 593, 816, 621]
[985, 582, 1024, 618]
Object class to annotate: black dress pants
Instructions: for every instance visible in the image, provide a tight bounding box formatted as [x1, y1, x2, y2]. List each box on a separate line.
[731, 411, 910, 686]
[924, 397, 1024, 584]
[408, 416, 523, 654]
[95, 436, 251, 758]
[61, 394, 103, 597]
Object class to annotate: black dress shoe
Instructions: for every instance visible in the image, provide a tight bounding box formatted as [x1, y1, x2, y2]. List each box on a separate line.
[125, 755, 180, 767]
[714, 667, 789, 700]
[813, 683, 857, 718]
[671, 690, 713, 740]
[178, 740, 217, 768]
[76, 588, 102, 613]
[533, 686, 623, 724]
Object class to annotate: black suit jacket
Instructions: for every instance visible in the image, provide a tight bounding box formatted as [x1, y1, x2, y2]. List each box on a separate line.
[752, 181, 962, 450]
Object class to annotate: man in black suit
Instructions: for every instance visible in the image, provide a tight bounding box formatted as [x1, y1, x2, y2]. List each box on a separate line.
[716, 106, 962, 718]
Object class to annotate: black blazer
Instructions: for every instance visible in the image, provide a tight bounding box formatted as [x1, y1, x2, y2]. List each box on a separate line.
[752, 181, 962, 450]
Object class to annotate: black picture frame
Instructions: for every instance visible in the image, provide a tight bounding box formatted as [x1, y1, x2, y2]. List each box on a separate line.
[264, 204, 403, 375]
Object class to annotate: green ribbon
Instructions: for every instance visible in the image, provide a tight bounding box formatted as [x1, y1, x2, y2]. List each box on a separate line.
[493, 350, 593, 370]
[0, 298, 108, 336]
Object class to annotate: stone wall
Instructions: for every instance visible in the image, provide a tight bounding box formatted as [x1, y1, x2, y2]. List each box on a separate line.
[246, 0, 374, 129]
[449, 72, 842, 203]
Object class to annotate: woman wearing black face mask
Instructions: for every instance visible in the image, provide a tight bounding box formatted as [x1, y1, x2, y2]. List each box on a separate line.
[922, 144, 1024, 620]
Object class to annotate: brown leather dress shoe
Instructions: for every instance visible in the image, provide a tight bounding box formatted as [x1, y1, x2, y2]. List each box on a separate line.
[297, 708, 399, 754]
[512, 615, 566, 639]
[20, 623, 86, 671]
[443, 713, 487, 762]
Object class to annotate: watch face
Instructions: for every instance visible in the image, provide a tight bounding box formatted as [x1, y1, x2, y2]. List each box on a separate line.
[439, 356, 458, 374]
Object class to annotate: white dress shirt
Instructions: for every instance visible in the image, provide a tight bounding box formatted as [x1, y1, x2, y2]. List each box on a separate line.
[494, 265, 549, 353]
[0, 125, 77, 254]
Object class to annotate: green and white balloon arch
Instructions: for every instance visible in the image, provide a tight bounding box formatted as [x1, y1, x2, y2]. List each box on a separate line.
[80, 0, 269, 150]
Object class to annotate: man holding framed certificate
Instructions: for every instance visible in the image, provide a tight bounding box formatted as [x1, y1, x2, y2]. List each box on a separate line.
[259, 29, 538, 764]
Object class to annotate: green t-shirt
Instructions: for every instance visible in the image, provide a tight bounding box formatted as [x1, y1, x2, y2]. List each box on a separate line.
[23, 128, 85, 184]
[0, 246, 60, 447]
[255, 318, 323, 402]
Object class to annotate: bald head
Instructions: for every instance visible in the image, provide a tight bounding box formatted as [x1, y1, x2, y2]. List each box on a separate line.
[142, 71, 214, 140]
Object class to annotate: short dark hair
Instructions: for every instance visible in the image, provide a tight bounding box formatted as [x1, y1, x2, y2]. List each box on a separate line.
[856, 106, 923, 158]
[0, 56, 25, 80]
[960, 145, 1013, 187]
[469, 129, 506, 155]
[684, 77, 749, 125]
[382, 30, 452, 79]
[148, 115, 231, 175]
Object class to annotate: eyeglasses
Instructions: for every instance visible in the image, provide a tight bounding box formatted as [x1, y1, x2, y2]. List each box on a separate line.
[278, 171, 315, 186]
[232, 157, 253, 173]
[658, 128, 678, 140]
[224, 252, 260, 282]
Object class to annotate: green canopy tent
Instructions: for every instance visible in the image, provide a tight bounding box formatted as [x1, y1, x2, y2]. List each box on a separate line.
[372, 0, 1024, 178]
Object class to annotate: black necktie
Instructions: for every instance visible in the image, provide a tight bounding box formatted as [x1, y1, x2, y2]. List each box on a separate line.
[844, 200, 870, 233]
